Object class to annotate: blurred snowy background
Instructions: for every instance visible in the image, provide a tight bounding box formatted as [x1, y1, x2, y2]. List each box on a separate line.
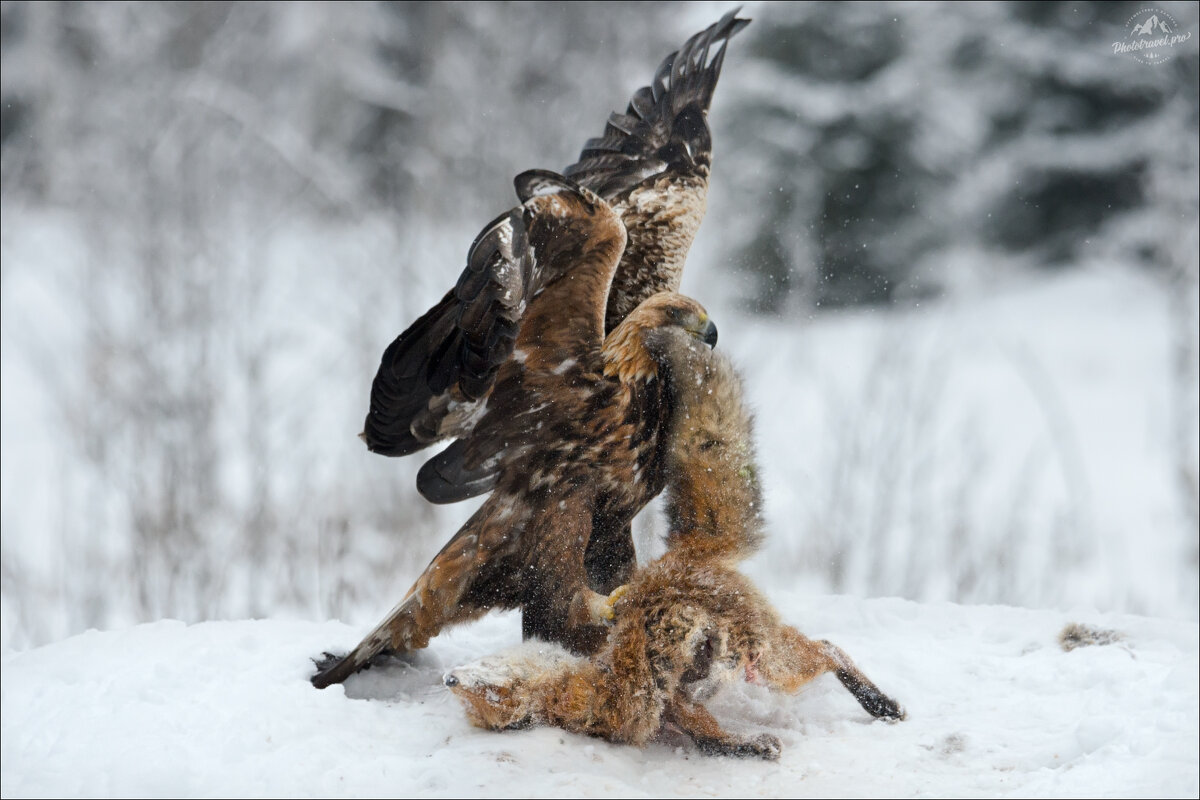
[2, 1, 1197, 652]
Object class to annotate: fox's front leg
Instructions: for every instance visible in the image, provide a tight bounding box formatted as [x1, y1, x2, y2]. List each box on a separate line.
[755, 625, 905, 720]
[663, 697, 782, 761]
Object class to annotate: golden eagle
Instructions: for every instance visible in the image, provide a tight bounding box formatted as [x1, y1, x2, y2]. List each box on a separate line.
[312, 11, 748, 689]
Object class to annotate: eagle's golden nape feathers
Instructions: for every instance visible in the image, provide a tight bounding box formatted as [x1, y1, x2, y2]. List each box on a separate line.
[601, 293, 715, 384]
[357, 11, 747, 506]
[563, 9, 750, 334]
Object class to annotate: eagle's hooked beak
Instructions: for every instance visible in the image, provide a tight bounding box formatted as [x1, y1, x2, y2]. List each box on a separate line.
[701, 318, 718, 349]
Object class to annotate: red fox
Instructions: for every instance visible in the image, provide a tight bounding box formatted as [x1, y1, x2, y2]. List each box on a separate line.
[444, 331, 905, 759]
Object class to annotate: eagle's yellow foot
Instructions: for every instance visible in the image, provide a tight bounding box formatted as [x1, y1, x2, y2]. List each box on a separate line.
[606, 584, 630, 612]
[569, 585, 630, 627]
[592, 584, 631, 623]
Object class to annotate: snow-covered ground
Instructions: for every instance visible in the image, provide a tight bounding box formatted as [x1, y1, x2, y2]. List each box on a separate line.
[2, 217, 1197, 795]
[2, 595, 1196, 798]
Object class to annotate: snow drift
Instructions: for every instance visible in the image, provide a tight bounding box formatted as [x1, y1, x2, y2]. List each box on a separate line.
[3, 595, 1196, 798]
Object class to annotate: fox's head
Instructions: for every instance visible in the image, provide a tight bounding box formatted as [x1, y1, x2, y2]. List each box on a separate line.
[444, 641, 582, 730]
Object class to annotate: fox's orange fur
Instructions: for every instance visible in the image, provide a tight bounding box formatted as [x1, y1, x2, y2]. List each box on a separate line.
[445, 334, 904, 759]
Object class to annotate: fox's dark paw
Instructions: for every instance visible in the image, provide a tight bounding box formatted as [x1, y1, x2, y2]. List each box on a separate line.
[743, 733, 783, 760]
[861, 688, 906, 721]
[836, 666, 906, 721]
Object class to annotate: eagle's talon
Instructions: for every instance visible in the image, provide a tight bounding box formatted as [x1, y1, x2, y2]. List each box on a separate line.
[575, 586, 626, 626]
[607, 584, 630, 610]
[593, 584, 631, 625]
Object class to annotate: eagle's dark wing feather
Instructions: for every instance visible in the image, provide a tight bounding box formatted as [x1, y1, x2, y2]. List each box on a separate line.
[416, 171, 625, 503]
[564, 8, 749, 201]
[416, 439, 499, 504]
[362, 169, 616, 461]
[362, 209, 530, 457]
[367, 170, 620, 503]
[564, 8, 749, 333]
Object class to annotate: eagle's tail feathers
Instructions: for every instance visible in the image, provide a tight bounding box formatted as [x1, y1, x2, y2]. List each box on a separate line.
[310, 598, 415, 689]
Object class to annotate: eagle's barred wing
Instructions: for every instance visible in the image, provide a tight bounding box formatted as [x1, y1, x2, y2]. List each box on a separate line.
[564, 8, 749, 200]
[362, 209, 531, 457]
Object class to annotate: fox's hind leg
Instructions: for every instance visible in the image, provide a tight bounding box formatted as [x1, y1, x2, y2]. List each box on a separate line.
[756, 625, 905, 720]
[664, 697, 782, 761]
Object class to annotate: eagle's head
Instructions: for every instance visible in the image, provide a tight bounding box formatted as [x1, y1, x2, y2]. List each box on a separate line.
[601, 292, 716, 383]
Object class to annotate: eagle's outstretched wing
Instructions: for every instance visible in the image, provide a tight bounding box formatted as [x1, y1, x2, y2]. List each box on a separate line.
[566, 8, 750, 331]
[565, 7, 748, 198]
[361, 11, 749, 501]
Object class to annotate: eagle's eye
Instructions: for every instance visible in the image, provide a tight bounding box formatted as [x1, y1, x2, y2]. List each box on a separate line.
[675, 307, 718, 349]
